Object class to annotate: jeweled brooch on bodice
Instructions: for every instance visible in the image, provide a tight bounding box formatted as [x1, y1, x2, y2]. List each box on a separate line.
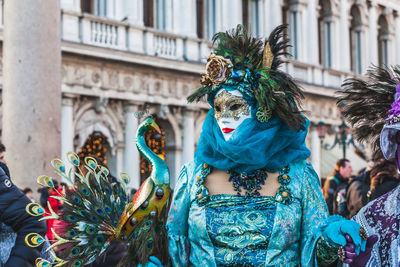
[228, 169, 268, 197]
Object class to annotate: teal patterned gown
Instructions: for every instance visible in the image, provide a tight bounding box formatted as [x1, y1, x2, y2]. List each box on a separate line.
[166, 160, 329, 266]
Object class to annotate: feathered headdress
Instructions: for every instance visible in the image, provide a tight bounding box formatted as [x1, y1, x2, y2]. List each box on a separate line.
[338, 65, 400, 158]
[187, 24, 306, 130]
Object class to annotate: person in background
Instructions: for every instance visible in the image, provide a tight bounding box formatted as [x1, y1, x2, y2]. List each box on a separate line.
[22, 188, 34, 202]
[37, 187, 48, 209]
[0, 143, 6, 164]
[323, 159, 353, 216]
[60, 182, 68, 190]
[346, 158, 399, 219]
[366, 158, 399, 201]
[345, 167, 371, 219]
[43, 179, 63, 241]
[0, 161, 47, 266]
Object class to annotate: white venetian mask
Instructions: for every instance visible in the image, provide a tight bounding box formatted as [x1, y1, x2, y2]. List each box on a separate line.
[213, 89, 251, 141]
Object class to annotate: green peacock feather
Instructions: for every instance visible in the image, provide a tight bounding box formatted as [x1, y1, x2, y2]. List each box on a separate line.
[25, 116, 171, 267]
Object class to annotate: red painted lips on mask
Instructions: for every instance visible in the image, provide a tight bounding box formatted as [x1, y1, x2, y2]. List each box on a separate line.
[222, 128, 234, 133]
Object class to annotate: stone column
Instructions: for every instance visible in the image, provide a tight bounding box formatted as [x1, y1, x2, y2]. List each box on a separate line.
[368, 1, 378, 65]
[332, 14, 341, 70]
[256, 0, 265, 37]
[61, 0, 80, 43]
[3, 0, 61, 189]
[165, 0, 174, 32]
[182, 108, 195, 164]
[310, 125, 321, 178]
[123, 102, 141, 190]
[288, 5, 304, 60]
[125, 0, 144, 25]
[61, 95, 75, 183]
[224, 0, 242, 29]
[173, 0, 196, 37]
[215, 0, 223, 32]
[339, 0, 351, 72]
[106, 0, 116, 19]
[268, 0, 282, 31]
[307, 0, 319, 65]
[395, 13, 400, 64]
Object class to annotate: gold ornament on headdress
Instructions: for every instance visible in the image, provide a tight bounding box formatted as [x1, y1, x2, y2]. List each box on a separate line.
[262, 43, 273, 69]
[200, 53, 232, 86]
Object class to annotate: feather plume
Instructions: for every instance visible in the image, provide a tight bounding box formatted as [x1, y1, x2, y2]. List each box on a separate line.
[337, 65, 399, 156]
[188, 24, 306, 130]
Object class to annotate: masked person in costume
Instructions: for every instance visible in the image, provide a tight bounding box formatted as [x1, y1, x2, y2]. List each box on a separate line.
[338, 66, 400, 267]
[23, 25, 366, 267]
[165, 25, 367, 266]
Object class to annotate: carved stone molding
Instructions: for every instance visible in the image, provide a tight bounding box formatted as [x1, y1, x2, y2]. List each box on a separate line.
[61, 57, 200, 106]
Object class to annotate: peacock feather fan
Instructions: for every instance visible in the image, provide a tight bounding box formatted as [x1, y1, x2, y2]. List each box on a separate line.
[25, 116, 171, 267]
[337, 65, 400, 157]
[25, 154, 131, 267]
[188, 24, 306, 130]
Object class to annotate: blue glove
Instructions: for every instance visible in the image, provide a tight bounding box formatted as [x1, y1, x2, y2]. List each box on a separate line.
[321, 216, 367, 255]
[137, 256, 163, 267]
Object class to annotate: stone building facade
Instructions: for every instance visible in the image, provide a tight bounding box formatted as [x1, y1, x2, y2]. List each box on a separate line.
[1, 0, 400, 189]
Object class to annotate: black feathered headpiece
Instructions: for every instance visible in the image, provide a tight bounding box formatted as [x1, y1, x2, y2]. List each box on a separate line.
[338, 65, 400, 158]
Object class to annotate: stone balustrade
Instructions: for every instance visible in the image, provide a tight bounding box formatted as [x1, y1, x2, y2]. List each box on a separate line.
[80, 15, 123, 49]
[286, 60, 352, 91]
[61, 10, 212, 63]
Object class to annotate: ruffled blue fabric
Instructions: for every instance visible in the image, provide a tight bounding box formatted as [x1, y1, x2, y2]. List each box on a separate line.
[194, 108, 311, 173]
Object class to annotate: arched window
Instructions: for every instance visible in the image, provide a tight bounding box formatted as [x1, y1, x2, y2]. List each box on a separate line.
[242, 0, 262, 37]
[349, 5, 363, 75]
[318, 0, 333, 68]
[78, 131, 114, 172]
[378, 15, 389, 66]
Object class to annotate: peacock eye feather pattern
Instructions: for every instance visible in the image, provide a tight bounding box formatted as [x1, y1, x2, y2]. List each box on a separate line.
[25, 117, 171, 267]
[26, 203, 46, 217]
[187, 24, 306, 130]
[67, 151, 80, 167]
[37, 175, 57, 189]
[337, 65, 400, 157]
